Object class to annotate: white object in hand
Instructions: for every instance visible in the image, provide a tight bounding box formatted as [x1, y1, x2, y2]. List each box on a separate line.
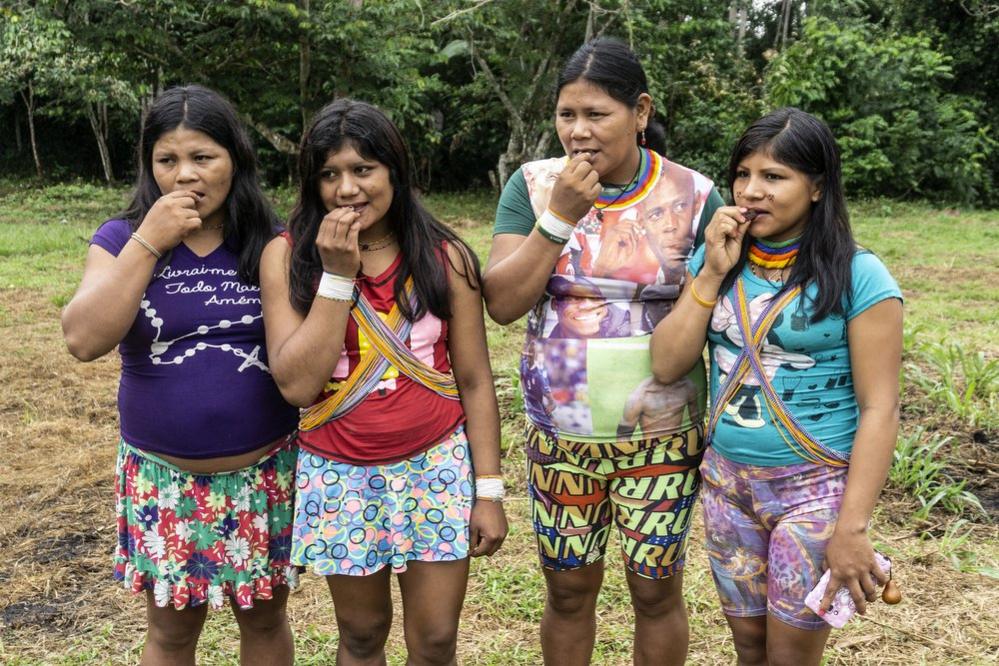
[804, 552, 891, 628]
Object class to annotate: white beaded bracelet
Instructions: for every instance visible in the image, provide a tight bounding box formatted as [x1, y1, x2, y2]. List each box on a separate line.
[536, 208, 576, 244]
[317, 271, 355, 302]
[475, 477, 505, 502]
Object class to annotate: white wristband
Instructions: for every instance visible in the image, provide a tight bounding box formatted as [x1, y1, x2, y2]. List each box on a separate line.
[475, 477, 505, 501]
[317, 271, 355, 302]
[537, 208, 576, 244]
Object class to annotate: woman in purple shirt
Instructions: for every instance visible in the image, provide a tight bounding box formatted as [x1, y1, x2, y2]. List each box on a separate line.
[62, 86, 299, 665]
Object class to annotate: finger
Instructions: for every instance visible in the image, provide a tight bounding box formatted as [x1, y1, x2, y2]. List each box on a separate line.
[469, 523, 482, 556]
[173, 191, 200, 208]
[731, 219, 749, 243]
[345, 218, 361, 251]
[166, 189, 196, 201]
[819, 582, 837, 613]
[483, 536, 501, 557]
[859, 566, 879, 600]
[332, 212, 359, 240]
[846, 578, 867, 614]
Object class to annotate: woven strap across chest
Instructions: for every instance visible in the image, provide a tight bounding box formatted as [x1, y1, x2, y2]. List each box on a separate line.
[706, 277, 849, 467]
[298, 278, 459, 432]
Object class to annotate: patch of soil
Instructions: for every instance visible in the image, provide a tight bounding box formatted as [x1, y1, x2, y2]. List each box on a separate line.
[33, 532, 103, 565]
[0, 601, 62, 630]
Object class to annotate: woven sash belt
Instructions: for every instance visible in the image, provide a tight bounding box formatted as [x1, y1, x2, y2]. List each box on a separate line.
[299, 278, 460, 432]
[706, 278, 849, 467]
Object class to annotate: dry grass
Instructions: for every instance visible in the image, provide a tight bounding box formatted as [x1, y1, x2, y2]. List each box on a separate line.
[1, 283, 997, 665]
[1, 193, 997, 663]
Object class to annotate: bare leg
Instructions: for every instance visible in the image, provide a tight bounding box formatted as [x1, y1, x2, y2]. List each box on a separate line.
[326, 567, 394, 666]
[140, 592, 208, 666]
[725, 615, 767, 666]
[230, 585, 293, 666]
[540, 562, 604, 666]
[765, 614, 831, 666]
[626, 569, 688, 666]
[397, 559, 470, 666]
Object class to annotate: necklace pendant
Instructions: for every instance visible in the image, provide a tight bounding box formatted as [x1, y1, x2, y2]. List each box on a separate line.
[596, 210, 604, 221]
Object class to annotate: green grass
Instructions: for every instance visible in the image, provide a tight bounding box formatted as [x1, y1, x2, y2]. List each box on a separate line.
[851, 199, 999, 352]
[1, 184, 997, 664]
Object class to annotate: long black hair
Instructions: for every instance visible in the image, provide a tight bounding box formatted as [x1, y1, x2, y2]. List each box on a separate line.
[288, 98, 479, 319]
[556, 37, 667, 155]
[720, 107, 855, 321]
[121, 85, 278, 285]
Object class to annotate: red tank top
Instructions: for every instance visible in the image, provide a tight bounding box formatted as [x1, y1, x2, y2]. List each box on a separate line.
[297, 250, 465, 464]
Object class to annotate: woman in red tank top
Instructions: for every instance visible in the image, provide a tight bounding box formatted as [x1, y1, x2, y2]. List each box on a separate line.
[260, 99, 507, 664]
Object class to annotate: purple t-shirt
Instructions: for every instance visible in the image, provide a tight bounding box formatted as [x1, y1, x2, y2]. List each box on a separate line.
[91, 219, 298, 458]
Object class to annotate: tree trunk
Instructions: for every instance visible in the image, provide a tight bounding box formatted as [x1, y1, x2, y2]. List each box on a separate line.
[497, 129, 523, 190]
[730, 0, 748, 55]
[87, 101, 114, 183]
[242, 114, 299, 156]
[299, 0, 311, 130]
[14, 108, 23, 154]
[774, 0, 793, 51]
[20, 83, 42, 179]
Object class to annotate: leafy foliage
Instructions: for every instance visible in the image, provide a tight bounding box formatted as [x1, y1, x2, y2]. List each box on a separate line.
[765, 17, 995, 203]
[0, 2, 996, 202]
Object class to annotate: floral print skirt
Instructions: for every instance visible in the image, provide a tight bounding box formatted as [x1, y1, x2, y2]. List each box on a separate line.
[113, 435, 299, 610]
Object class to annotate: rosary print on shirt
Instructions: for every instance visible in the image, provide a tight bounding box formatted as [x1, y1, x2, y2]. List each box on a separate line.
[141, 264, 269, 373]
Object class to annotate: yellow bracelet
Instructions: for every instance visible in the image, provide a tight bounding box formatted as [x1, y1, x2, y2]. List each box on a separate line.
[688, 278, 718, 308]
[475, 474, 503, 480]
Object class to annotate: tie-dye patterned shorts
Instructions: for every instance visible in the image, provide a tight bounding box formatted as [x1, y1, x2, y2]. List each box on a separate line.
[291, 427, 472, 576]
[526, 423, 704, 579]
[699, 446, 848, 630]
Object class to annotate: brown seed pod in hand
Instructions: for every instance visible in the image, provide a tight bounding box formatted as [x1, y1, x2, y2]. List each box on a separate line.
[882, 579, 902, 604]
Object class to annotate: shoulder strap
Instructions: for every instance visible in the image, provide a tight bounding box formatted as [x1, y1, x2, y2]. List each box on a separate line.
[298, 278, 458, 432]
[707, 278, 849, 467]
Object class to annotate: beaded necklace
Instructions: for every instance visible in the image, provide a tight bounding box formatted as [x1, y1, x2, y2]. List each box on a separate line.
[748, 236, 801, 270]
[592, 148, 662, 220]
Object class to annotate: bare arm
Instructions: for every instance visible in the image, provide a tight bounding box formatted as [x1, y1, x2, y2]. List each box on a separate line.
[482, 154, 601, 324]
[61, 191, 204, 360]
[616, 383, 643, 439]
[821, 297, 903, 614]
[259, 239, 352, 406]
[445, 243, 507, 556]
[260, 207, 363, 407]
[482, 232, 569, 324]
[650, 205, 750, 384]
[649, 270, 720, 385]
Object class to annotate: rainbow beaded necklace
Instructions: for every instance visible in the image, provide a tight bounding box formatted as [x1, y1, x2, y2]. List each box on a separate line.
[592, 148, 662, 219]
[748, 236, 801, 270]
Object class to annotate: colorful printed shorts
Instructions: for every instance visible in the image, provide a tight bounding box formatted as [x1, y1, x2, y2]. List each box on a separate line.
[291, 427, 472, 576]
[526, 423, 704, 579]
[700, 446, 848, 630]
[114, 436, 299, 610]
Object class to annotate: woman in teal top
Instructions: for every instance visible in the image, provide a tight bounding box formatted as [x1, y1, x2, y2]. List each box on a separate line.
[652, 107, 903, 665]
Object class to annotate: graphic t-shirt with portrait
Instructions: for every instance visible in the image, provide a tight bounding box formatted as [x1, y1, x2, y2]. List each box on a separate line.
[495, 148, 722, 443]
